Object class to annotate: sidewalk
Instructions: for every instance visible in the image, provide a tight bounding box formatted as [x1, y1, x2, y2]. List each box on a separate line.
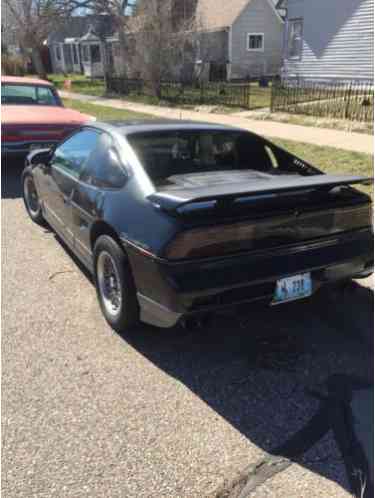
[60, 90, 374, 154]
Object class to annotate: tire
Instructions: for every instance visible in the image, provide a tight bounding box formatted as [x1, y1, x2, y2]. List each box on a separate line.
[94, 235, 140, 332]
[22, 169, 44, 225]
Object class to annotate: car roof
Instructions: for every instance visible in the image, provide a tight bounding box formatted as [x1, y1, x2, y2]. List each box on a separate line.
[1, 75, 53, 87]
[89, 119, 243, 136]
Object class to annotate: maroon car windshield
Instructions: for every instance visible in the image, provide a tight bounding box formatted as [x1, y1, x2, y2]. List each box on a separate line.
[2, 84, 60, 106]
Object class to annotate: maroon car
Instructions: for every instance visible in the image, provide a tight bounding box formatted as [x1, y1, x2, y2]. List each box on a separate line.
[1, 75, 94, 157]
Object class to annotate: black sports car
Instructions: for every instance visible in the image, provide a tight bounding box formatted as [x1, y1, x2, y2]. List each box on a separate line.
[23, 121, 373, 331]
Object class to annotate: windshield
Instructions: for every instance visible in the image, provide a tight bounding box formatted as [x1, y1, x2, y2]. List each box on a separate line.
[127, 130, 277, 187]
[1, 84, 60, 106]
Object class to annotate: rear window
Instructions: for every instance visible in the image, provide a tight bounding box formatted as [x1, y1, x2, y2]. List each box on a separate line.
[2, 84, 59, 106]
[127, 130, 277, 186]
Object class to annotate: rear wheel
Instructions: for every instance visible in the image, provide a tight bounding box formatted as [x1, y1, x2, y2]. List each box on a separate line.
[22, 170, 44, 225]
[94, 235, 140, 332]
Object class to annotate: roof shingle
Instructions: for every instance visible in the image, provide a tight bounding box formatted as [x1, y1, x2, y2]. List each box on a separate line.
[196, 0, 281, 30]
[196, 0, 251, 30]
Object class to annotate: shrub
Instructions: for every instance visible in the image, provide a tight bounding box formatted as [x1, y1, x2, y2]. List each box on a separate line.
[2, 55, 26, 76]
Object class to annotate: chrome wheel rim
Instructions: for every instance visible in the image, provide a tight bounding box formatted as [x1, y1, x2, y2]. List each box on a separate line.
[97, 251, 123, 318]
[24, 176, 40, 216]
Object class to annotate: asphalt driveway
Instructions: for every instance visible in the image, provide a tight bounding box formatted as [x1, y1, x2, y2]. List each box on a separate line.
[2, 160, 374, 498]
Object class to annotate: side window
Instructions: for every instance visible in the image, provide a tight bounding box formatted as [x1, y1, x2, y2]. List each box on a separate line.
[287, 19, 303, 59]
[82, 45, 89, 62]
[81, 133, 127, 189]
[90, 45, 101, 63]
[36, 86, 57, 105]
[247, 33, 264, 52]
[53, 129, 101, 178]
[55, 44, 62, 61]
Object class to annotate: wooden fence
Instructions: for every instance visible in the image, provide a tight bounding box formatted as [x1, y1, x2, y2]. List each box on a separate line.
[271, 78, 374, 122]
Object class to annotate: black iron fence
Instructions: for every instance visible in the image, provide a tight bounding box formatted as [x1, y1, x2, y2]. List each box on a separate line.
[271, 78, 374, 122]
[106, 77, 272, 110]
[106, 77, 145, 95]
[160, 81, 252, 108]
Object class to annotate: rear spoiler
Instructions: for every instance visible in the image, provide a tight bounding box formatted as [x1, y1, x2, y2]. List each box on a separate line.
[147, 174, 372, 213]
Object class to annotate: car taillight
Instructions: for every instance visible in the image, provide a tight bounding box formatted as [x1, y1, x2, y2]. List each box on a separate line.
[164, 204, 373, 261]
[164, 222, 256, 260]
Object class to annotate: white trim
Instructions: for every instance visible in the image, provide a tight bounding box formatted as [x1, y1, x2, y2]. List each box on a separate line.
[58, 42, 66, 71]
[228, 26, 232, 80]
[246, 33, 264, 52]
[286, 18, 303, 61]
[265, 0, 285, 24]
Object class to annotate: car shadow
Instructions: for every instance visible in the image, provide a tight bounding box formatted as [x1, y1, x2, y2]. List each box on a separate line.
[119, 288, 374, 496]
[2, 158, 25, 199]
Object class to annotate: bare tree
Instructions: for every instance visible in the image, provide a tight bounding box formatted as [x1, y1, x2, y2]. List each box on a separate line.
[4, 0, 70, 78]
[130, 0, 198, 97]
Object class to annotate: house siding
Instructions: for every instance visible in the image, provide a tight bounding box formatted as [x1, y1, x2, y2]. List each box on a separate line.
[50, 43, 65, 73]
[283, 0, 374, 81]
[231, 0, 284, 79]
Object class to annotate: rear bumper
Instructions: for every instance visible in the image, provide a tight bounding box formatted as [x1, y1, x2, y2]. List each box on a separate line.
[128, 228, 373, 328]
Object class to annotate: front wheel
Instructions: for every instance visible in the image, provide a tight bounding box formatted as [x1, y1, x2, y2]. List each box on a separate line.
[94, 235, 140, 332]
[22, 170, 44, 225]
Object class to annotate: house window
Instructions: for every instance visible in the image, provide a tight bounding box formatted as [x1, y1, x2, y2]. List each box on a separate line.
[55, 44, 62, 61]
[90, 44, 101, 63]
[247, 34, 264, 51]
[287, 18, 303, 59]
[72, 44, 79, 65]
[82, 45, 89, 62]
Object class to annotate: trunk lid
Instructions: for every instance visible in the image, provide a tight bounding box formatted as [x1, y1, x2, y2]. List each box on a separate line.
[150, 171, 373, 260]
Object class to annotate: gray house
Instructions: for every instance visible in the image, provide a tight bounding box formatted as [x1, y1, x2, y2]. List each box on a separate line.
[196, 0, 285, 80]
[278, 0, 374, 82]
[48, 15, 113, 76]
[108, 0, 285, 81]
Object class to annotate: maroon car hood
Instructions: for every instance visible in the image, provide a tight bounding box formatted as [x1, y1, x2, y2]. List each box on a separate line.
[2, 105, 93, 126]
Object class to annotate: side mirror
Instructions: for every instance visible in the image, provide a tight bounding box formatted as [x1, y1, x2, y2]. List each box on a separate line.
[27, 148, 53, 168]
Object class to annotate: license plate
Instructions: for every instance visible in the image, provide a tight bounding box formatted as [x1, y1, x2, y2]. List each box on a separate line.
[273, 273, 312, 304]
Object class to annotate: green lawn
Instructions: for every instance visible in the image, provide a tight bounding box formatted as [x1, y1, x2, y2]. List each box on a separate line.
[63, 98, 373, 197]
[159, 82, 271, 110]
[244, 111, 373, 135]
[62, 98, 154, 121]
[49, 73, 106, 97]
[273, 138, 373, 197]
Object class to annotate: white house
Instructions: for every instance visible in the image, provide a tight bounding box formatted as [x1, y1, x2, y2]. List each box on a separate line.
[277, 0, 374, 82]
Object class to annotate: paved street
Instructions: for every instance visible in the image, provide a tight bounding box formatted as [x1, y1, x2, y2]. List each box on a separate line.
[2, 161, 374, 498]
